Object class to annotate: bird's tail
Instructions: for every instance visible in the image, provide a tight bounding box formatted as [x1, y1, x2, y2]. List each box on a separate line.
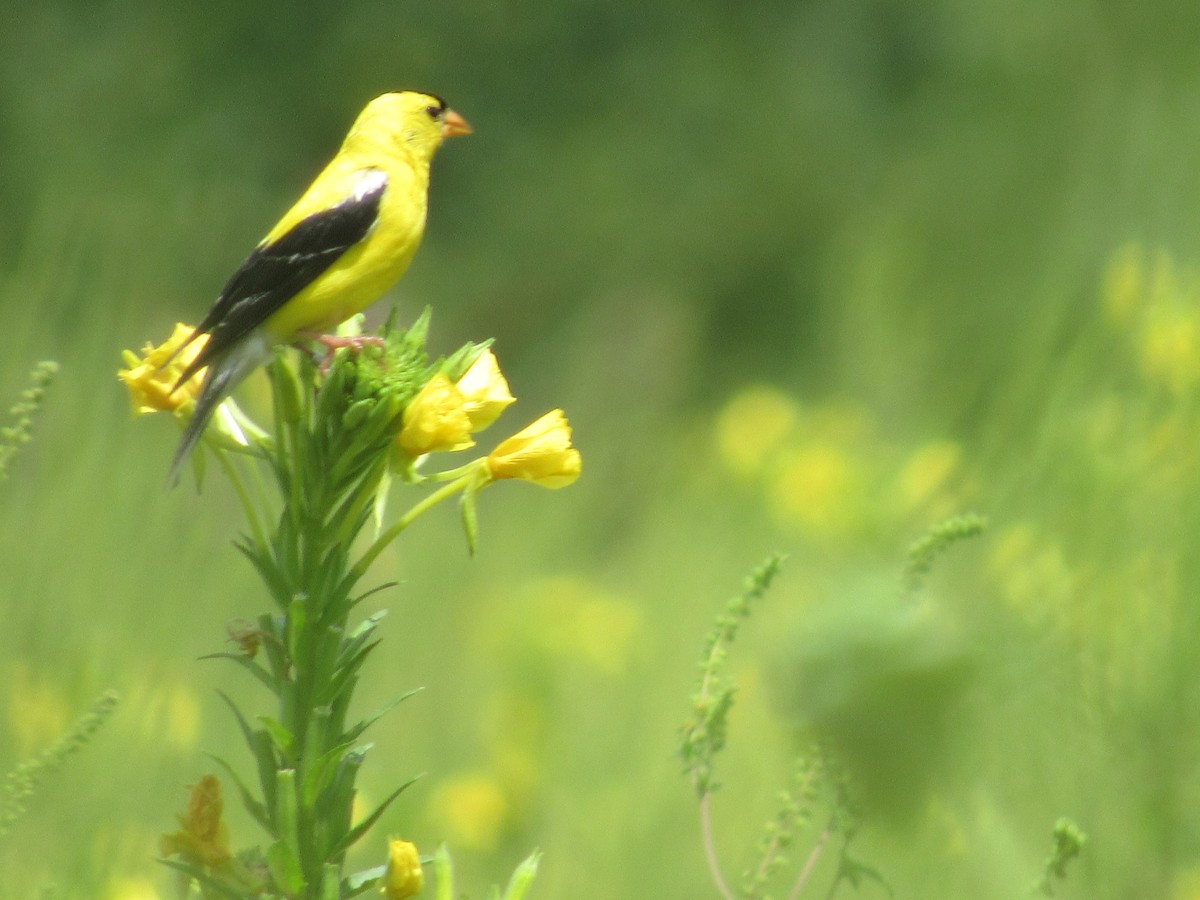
[168, 333, 272, 486]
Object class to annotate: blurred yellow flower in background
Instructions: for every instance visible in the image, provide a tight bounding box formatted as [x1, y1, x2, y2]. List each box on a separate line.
[715, 385, 799, 478]
[525, 578, 643, 676]
[487, 410, 581, 488]
[118, 323, 206, 417]
[7, 662, 69, 758]
[456, 348, 515, 432]
[382, 839, 424, 899]
[1170, 865, 1200, 900]
[1102, 242, 1148, 326]
[987, 523, 1076, 627]
[135, 678, 201, 750]
[771, 443, 863, 535]
[713, 388, 979, 538]
[1101, 243, 1200, 395]
[429, 773, 508, 850]
[894, 440, 964, 514]
[398, 373, 475, 456]
[104, 877, 162, 900]
[1138, 307, 1200, 395]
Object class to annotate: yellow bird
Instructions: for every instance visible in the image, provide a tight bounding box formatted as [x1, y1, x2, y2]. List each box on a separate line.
[169, 90, 471, 481]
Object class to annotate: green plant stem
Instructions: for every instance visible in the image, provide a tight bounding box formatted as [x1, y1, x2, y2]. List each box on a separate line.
[246, 450, 277, 535]
[349, 473, 473, 582]
[216, 450, 269, 554]
[749, 829, 784, 895]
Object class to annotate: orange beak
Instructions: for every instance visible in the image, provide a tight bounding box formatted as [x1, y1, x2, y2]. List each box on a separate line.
[441, 108, 472, 139]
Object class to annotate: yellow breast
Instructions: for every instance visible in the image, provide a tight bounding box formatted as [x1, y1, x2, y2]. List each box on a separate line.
[261, 155, 431, 340]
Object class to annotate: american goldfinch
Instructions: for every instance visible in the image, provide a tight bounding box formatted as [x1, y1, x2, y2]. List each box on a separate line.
[168, 90, 471, 481]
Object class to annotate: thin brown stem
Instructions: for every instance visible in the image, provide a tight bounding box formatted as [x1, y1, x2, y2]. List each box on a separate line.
[788, 826, 831, 900]
[699, 790, 736, 900]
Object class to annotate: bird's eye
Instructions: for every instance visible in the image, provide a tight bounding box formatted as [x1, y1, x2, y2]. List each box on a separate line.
[425, 104, 444, 121]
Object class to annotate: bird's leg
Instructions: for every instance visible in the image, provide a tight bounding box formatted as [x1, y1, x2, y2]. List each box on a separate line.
[297, 331, 387, 375]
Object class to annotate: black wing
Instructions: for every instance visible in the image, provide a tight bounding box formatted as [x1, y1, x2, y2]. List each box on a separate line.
[178, 170, 386, 381]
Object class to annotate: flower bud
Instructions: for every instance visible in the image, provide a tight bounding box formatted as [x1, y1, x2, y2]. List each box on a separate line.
[486, 410, 582, 488]
[397, 374, 475, 456]
[382, 839, 423, 899]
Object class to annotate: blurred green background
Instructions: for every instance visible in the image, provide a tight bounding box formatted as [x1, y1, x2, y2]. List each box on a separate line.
[3, 1, 1200, 896]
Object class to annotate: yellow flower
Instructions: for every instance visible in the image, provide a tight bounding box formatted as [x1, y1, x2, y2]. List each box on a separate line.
[430, 774, 509, 850]
[770, 443, 860, 535]
[118, 323, 206, 417]
[7, 661, 69, 758]
[120, 324, 270, 458]
[456, 349, 515, 432]
[895, 440, 962, 511]
[105, 877, 161, 900]
[1101, 242, 1146, 326]
[1139, 307, 1200, 395]
[715, 385, 798, 478]
[398, 374, 475, 456]
[486, 410, 581, 488]
[160, 774, 232, 871]
[520, 578, 643, 675]
[382, 839, 424, 899]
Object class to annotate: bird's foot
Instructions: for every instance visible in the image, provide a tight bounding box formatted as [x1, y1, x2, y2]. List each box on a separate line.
[299, 331, 387, 375]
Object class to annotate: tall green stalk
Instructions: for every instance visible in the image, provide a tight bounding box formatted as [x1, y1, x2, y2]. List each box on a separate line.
[132, 312, 577, 899]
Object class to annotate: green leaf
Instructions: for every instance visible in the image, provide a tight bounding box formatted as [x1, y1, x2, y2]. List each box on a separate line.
[257, 715, 295, 756]
[314, 358, 349, 425]
[325, 639, 380, 706]
[216, 691, 279, 816]
[501, 850, 542, 900]
[255, 612, 292, 689]
[341, 688, 423, 745]
[840, 854, 893, 896]
[348, 582, 396, 612]
[347, 609, 388, 643]
[269, 353, 305, 425]
[200, 651, 279, 695]
[441, 338, 492, 381]
[234, 540, 292, 609]
[269, 768, 305, 892]
[206, 752, 271, 833]
[434, 843, 455, 900]
[334, 612, 388, 678]
[158, 858, 251, 900]
[266, 839, 306, 896]
[344, 864, 387, 897]
[330, 776, 420, 858]
[406, 306, 432, 347]
[286, 594, 309, 662]
[320, 862, 341, 900]
[315, 745, 368, 858]
[301, 739, 356, 810]
[460, 481, 480, 556]
[342, 398, 375, 430]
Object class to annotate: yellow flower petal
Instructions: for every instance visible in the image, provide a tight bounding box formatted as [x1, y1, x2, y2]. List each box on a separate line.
[486, 410, 581, 488]
[456, 349, 515, 432]
[398, 374, 475, 456]
[382, 839, 424, 899]
[117, 323, 206, 417]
